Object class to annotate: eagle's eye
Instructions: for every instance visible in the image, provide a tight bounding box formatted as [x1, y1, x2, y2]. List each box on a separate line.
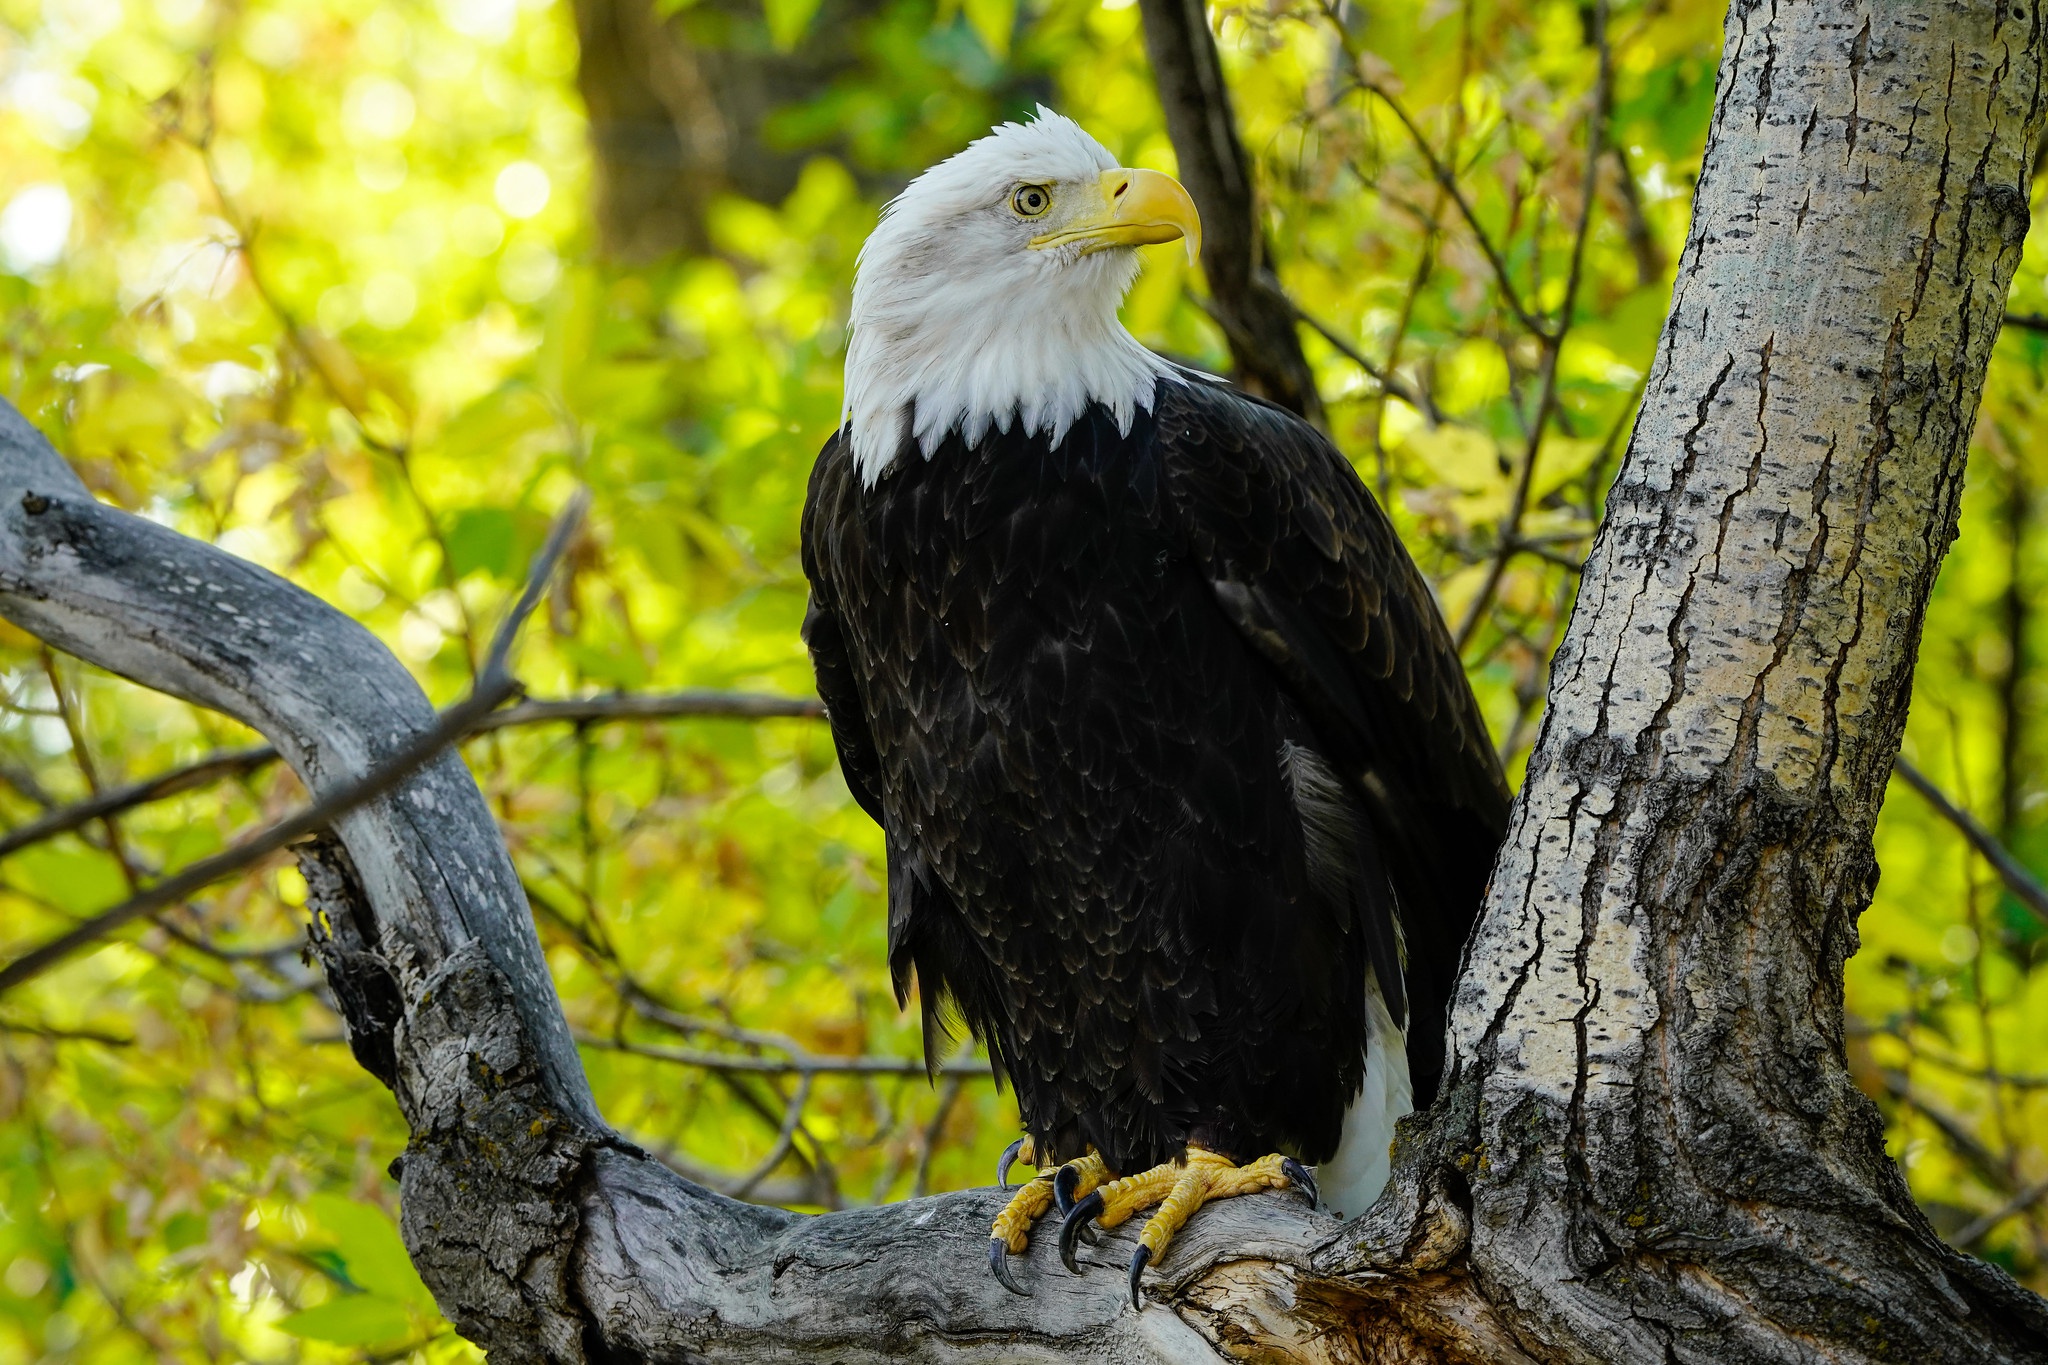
[1011, 184, 1052, 218]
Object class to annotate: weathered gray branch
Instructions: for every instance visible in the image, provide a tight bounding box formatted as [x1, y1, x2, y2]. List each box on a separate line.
[0, 493, 587, 995]
[0, 402, 1374, 1361]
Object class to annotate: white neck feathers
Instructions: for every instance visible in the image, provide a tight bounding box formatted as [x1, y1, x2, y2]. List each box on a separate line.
[842, 250, 1173, 488]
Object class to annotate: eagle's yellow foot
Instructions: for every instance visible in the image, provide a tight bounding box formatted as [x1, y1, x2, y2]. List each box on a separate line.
[986, 1142, 1110, 1296]
[1056, 1148, 1317, 1309]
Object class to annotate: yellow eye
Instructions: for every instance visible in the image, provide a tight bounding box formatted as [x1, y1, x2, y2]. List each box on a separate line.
[1011, 184, 1051, 218]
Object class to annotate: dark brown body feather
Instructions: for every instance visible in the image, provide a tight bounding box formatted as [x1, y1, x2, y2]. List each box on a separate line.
[801, 374, 1507, 1173]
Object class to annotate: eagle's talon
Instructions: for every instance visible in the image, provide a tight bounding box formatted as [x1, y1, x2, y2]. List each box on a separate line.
[1052, 1161, 1082, 1214]
[988, 1237, 1030, 1296]
[1281, 1156, 1318, 1206]
[997, 1136, 1029, 1191]
[1126, 1245, 1151, 1310]
[1058, 1190, 1105, 1273]
[1051, 1151, 1109, 1215]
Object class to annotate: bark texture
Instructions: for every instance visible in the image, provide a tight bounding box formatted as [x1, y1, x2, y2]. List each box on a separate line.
[1318, 2, 2048, 1360]
[4, 1, 2048, 1360]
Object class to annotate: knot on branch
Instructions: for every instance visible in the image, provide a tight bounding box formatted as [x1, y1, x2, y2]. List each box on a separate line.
[1314, 1076, 1479, 1279]
[298, 833, 404, 1089]
[1971, 179, 2032, 248]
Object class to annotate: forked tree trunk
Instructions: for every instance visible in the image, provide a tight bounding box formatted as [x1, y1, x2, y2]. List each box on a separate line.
[1322, 0, 2048, 1357]
[3, 1, 2048, 1360]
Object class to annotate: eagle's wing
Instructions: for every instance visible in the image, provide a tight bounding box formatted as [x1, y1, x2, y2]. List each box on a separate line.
[800, 439, 887, 827]
[1155, 376, 1510, 1104]
[801, 433, 994, 1079]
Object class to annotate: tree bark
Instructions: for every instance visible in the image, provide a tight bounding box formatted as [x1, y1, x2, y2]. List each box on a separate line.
[5, 1, 2048, 1360]
[1319, 2, 2048, 1358]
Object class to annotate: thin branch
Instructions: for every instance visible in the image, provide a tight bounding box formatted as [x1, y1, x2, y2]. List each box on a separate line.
[1452, 0, 1611, 650]
[0, 745, 275, 861]
[1358, 78, 1548, 339]
[1879, 1068, 2015, 1196]
[1953, 1176, 2048, 1249]
[2003, 312, 2048, 333]
[0, 1019, 134, 1046]
[574, 1032, 989, 1079]
[1891, 756, 2048, 928]
[0, 492, 590, 996]
[1291, 303, 1439, 419]
[489, 692, 823, 727]
[0, 691, 823, 865]
[912, 1073, 967, 1198]
[732, 1069, 814, 1199]
[1850, 1015, 2048, 1090]
[1364, 205, 1449, 497]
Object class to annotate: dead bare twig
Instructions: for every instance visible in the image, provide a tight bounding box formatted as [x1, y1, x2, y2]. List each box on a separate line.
[0, 492, 590, 996]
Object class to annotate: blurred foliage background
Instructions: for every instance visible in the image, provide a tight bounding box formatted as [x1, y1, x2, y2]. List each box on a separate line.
[0, 0, 2042, 1356]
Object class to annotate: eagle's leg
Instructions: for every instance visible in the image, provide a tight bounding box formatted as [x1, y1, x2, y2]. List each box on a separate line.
[1056, 1148, 1316, 1309]
[987, 1144, 1110, 1296]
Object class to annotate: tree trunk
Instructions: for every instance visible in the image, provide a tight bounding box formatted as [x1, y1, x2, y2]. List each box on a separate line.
[1323, 2, 2048, 1357]
[571, 0, 1050, 261]
[4, 1, 2048, 1361]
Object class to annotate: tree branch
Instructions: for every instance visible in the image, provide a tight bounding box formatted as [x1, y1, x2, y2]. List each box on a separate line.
[0, 689, 823, 864]
[572, 1031, 989, 1079]
[0, 493, 588, 997]
[1891, 756, 2048, 929]
[1451, 0, 1610, 650]
[1135, 0, 1322, 423]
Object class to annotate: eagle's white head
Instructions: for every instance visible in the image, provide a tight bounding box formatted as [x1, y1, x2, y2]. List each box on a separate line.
[842, 108, 1201, 487]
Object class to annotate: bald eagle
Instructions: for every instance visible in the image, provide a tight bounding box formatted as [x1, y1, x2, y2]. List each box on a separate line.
[801, 109, 1508, 1302]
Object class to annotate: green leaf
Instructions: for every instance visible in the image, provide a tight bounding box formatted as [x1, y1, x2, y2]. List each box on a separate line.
[161, 1212, 207, 1252]
[274, 1295, 414, 1347]
[762, 0, 823, 51]
[303, 1194, 435, 1307]
[445, 507, 519, 578]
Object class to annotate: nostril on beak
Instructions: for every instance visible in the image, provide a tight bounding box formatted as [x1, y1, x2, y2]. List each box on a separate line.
[1112, 178, 1129, 200]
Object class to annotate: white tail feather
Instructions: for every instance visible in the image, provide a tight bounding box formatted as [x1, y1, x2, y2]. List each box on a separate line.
[1315, 971, 1412, 1220]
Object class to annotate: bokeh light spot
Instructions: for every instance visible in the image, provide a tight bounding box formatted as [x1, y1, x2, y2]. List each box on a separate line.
[494, 160, 551, 219]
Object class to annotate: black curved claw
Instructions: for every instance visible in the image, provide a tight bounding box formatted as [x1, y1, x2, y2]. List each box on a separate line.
[997, 1137, 1027, 1191]
[1126, 1244, 1152, 1310]
[1052, 1161, 1082, 1215]
[1050, 1169, 1101, 1243]
[1281, 1156, 1319, 1207]
[988, 1238, 1030, 1296]
[1058, 1190, 1104, 1274]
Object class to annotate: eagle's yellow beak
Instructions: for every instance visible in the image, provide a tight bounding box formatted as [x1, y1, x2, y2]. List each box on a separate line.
[1029, 169, 1202, 266]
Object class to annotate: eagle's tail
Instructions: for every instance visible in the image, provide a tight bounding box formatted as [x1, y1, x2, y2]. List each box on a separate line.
[1314, 969, 1413, 1220]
